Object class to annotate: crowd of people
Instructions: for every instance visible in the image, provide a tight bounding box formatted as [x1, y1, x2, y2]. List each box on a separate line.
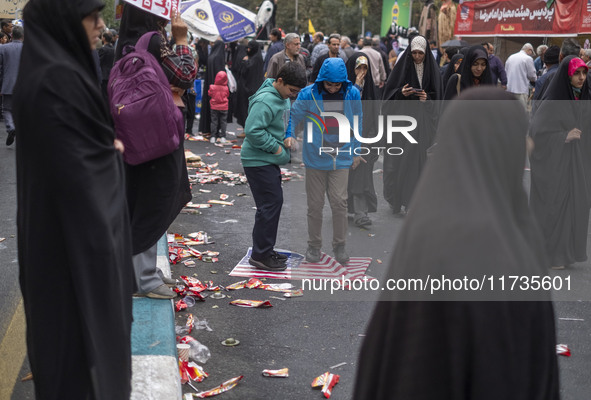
[6, 0, 590, 398]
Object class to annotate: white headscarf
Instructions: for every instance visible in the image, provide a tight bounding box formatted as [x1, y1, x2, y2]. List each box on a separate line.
[410, 36, 427, 88]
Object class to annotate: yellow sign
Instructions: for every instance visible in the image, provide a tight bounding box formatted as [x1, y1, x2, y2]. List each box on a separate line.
[0, 0, 27, 19]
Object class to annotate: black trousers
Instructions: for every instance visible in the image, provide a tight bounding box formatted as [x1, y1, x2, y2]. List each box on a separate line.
[244, 165, 283, 260]
[183, 91, 196, 134]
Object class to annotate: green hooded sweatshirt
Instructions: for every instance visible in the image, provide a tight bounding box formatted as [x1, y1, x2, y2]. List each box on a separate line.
[240, 78, 291, 167]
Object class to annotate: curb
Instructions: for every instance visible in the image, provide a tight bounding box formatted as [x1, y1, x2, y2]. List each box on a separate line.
[131, 235, 181, 400]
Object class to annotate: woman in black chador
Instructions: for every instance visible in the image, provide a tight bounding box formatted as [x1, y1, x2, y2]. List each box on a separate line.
[530, 55, 591, 269]
[234, 40, 264, 128]
[14, 0, 133, 398]
[443, 44, 492, 99]
[345, 53, 378, 227]
[381, 35, 443, 215]
[354, 87, 559, 400]
[116, 3, 195, 298]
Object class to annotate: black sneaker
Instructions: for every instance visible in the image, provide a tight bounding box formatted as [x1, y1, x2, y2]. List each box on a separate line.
[272, 251, 288, 260]
[249, 254, 287, 271]
[6, 130, 15, 146]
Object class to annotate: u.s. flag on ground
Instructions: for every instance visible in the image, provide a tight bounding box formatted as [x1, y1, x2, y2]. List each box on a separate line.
[230, 248, 374, 281]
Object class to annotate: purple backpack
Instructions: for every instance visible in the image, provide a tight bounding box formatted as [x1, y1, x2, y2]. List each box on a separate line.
[108, 31, 184, 165]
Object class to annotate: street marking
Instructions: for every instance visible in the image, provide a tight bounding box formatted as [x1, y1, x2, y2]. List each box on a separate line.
[0, 299, 27, 399]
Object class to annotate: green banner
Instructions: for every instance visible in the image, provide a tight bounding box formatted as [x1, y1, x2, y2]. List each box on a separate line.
[381, 0, 411, 36]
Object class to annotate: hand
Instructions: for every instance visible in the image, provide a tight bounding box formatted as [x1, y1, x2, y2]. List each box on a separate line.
[114, 139, 125, 154]
[243, 56, 249, 61]
[417, 90, 427, 102]
[565, 128, 582, 143]
[284, 137, 295, 150]
[355, 68, 367, 85]
[274, 145, 283, 155]
[401, 84, 413, 97]
[171, 9, 188, 45]
[351, 156, 366, 169]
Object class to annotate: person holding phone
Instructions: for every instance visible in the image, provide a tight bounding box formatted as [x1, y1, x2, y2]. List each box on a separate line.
[381, 35, 443, 216]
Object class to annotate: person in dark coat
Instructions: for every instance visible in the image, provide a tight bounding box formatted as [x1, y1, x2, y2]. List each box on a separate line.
[345, 53, 378, 227]
[98, 30, 115, 103]
[14, 0, 134, 398]
[354, 87, 559, 400]
[381, 35, 443, 215]
[234, 39, 264, 128]
[444, 44, 492, 99]
[441, 52, 463, 88]
[530, 55, 591, 269]
[116, 3, 195, 298]
[198, 39, 225, 137]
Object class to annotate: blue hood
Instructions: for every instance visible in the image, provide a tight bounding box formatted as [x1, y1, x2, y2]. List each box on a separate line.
[316, 57, 351, 84]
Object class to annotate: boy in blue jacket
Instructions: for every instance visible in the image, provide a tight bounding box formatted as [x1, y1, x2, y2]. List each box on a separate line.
[286, 58, 363, 265]
[241, 62, 307, 271]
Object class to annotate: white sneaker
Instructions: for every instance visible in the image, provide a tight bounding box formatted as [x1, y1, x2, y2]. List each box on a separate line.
[210, 137, 216, 143]
[219, 137, 227, 144]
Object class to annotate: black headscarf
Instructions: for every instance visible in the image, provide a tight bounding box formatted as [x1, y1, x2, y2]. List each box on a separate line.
[382, 34, 443, 101]
[77, 0, 104, 18]
[115, 3, 170, 61]
[13, 0, 133, 399]
[441, 53, 463, 87]
[444, 45, 492, 99]
[354, 87, 558, 399]
[346, 52, 377, 100]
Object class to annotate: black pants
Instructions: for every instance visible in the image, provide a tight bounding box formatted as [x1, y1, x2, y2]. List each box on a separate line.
[211, 109, 227, 138]
[183, 91, 196, 134]
[244, 165, 283, 260]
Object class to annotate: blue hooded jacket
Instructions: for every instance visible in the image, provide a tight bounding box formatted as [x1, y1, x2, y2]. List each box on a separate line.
[286, 58, 362, 170]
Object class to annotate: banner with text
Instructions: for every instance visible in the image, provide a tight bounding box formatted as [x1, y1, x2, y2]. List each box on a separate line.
[455, 0, 591, 37]
[0, 0, 27, 19]
[123, 0, 181, 21]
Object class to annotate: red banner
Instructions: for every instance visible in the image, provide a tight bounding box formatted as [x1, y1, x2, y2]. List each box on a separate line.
[455, 0, 591, 37]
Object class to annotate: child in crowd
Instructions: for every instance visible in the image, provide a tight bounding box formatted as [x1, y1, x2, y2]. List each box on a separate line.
[208, 70, 229, 143]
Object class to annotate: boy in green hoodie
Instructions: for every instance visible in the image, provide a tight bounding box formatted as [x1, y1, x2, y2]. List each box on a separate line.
[241, 62, 307, 271]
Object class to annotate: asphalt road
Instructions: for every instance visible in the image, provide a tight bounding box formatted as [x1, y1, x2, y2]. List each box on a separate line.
[1, 120, 590, 399]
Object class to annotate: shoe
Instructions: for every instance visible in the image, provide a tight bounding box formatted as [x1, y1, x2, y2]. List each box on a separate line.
[354, 216, 372, 227]
[249, 255, 287, 271]
[333, 245, 350, 265]
[6, 130, 15, 146]
[272, 250, 288, 260]
[305, 246, 321, 263]
[210, 137, 216, 144]
[237, 133, 246, 138]
[145, 284, 177, 299]
[161, 276, 177, 287]
[219, 137, 227, 144]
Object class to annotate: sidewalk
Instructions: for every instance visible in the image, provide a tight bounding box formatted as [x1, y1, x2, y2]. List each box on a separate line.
[130, 235, 181, 400]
